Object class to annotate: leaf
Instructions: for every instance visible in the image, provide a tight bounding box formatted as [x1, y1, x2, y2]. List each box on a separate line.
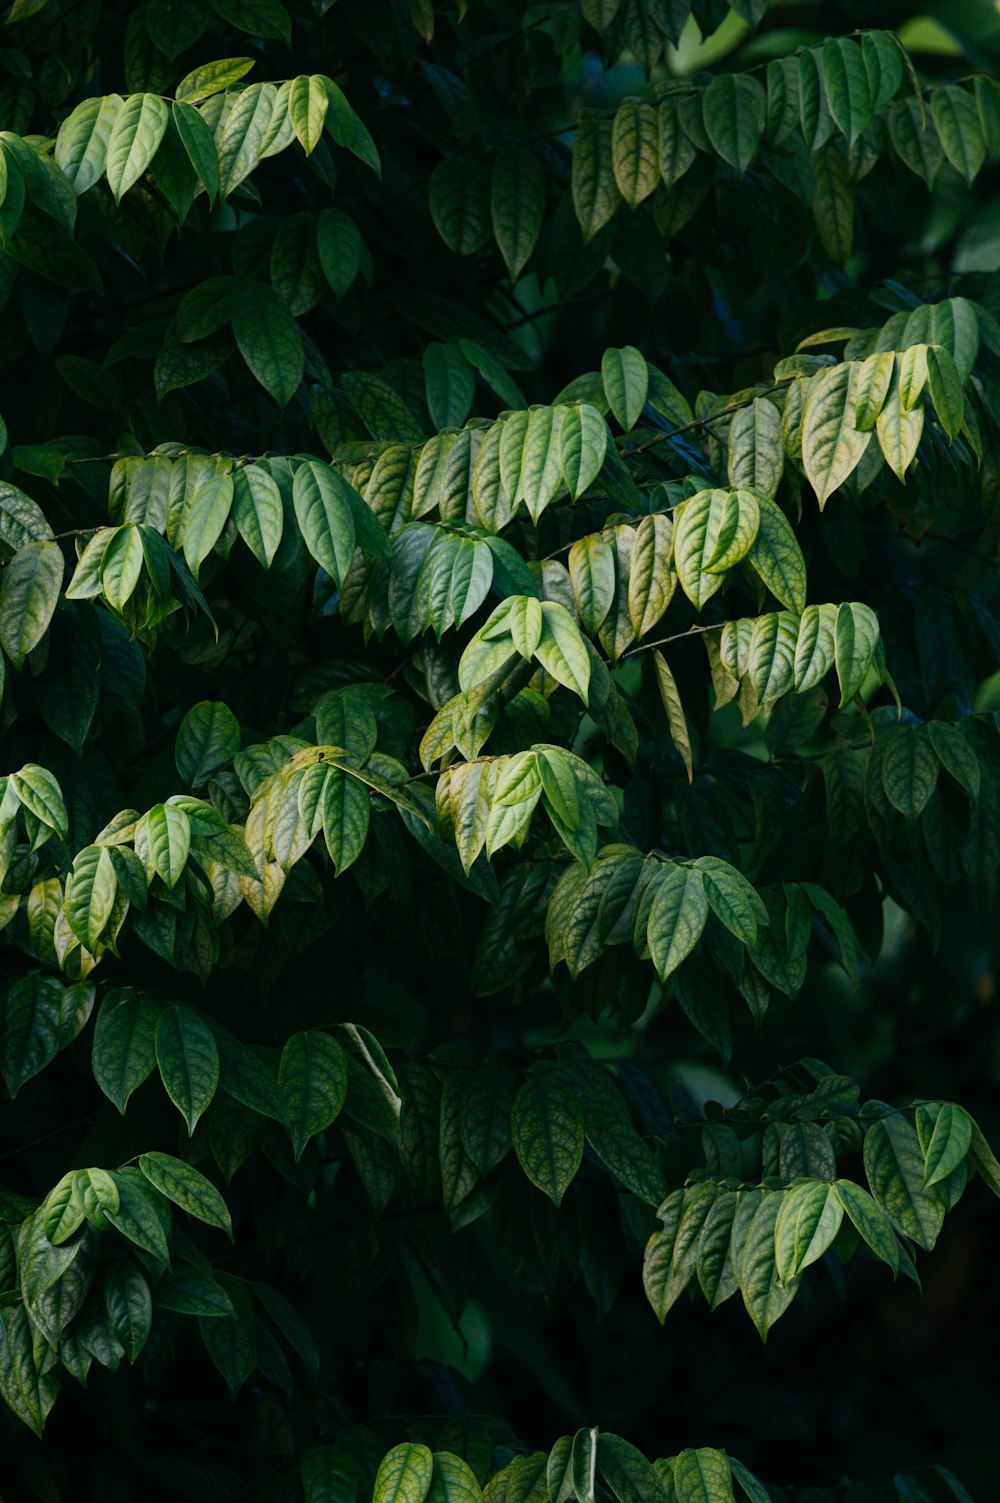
[491, 146, 545, 280]
[773, 1181, 844, 1283]
[373, 1444, 434, 1503]
[176, 702, 240, 786]
[833, 1178, 899, 1272]
[145, 803, 191, 888]
[881, 727, 939, 820]
[727, 399, 783, 498]
[92, 991, 159, 1113]
[429, 158, 491, 255]
[173, 100, 219, 200]
[534, 602, 591, 701]
[646, 864, 708, 980]
[206, 0, 290, 40]
[746, 492, 807, 612]
[559, 404, 608, 499]
[931, 85, 986, 185]
[915, 1102, 973, 1189]
[175, 58, 257, 105]
[801, 362, 872, 506]
[653, 652, 694, 782]
[834, 601, 879, 706]
[925, 344, 964, 442]
[232, 282, 304, 406]
[601, 346, 648, 432]
[568, 535, 615, 635]
[321, 767, 371, 873]
[292, 460, 357, 586]
[106, 93, 170, 201]
[423, 344, 474, 431]
[155, 1004, 220, 1134]
[55, 94, 123, 194]
[288, 75, 329, 156]
[64, 844, 117, 951]
[701, 73, 765, 178]
[199, 1277, 256, 1398]
[0, 540, 64, 669]
[876, 376, 924, 481]
[611, 99, 660, 208]
[0, 1305, 58, 1437]
[231, 464, 284, 568]
[317, 207, 361, 298]
[138, 1152, 232, 1236]
[673, 489, 728, 612]
[104, 1263, 152, 1363]
[0, 481, 55, 551]
[510, 1076, 584, 1207]
[279, 1031, 349, 1160]
[1, 974, 64, 1096]
[572, 115, 619, 242]
[863, 1116, 944, 1251]
[821, 38, 873, 146]
[672, 1449, 736, 1503]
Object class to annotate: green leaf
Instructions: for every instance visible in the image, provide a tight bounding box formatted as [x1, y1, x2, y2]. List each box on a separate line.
[0, 540, 64, 669]
[373, 1444, 434, 1503]
[881, 726, 939, 820]
[572, 115, 619, 243]
[672, 1448, 736, 1503]
[423, 344, 474, 431]
[673, 489, 728, 611]
[231, 281, 304, 406]
[138, 1152, 232, 1236]
[491, 146, 545, 280]
[705, 487, 760, 573]
[611, 100, 660, 208]
[54, 94, 123, 194]
[746, 492, 807, 612]
[601, 346, 648, 432]
[653, 651, 694, 782]
[279, 1031, 349, 1160]
[429, 158, 491, 255]
[64, 844, 117, 951]
[106, 93, 170, 201]
[199, 1276, 257, 1398]
[646, 863, 708, 980]
[0, 1304, 58, 1437]
[833, 1178, 900, 1272]
[92, 991, 159, 1113]
[773, 1180, 844, 1283]
[702, 73, 766, 178]
[534, 602, 591, 701]
[727, 399, 783, 498]
[321, 767, 371, 873]
[0, 481, 55, 551]
[106, 1168, 172, 1264]
[693, 857, 766, 946]
[510, 1076, 585, 1207]
[876, 375, 924, 481]
[181, 470, 233, 576]
[232, 464, 284, 567]
[145, 803, 191, 888]
[1, 973, 64, 1096]
[288, 74, 329, 155]
[10, 763, 68, 838]
[155, 1004, 220, 1134]
[915, 1102, 973, 1189]
[833, 601, 879, 706]
[292, 460, 357, 587]
[852, 350, 895, 431]
[559, 404, 608, 499]
[175, 57, 256, 105]
[104, 1263, 152, 1363]
[568, 534, 615, 635]
[427, 1451, 483, 1503]
[863, 1115, 944, 1251]
[925, 344, 964, 441]
[821, 38, 873, 146]
[206, 0, 290, 40]
[176, 701, 240, 786]
[801, 362, 872, 506]
[317, 206, 361, 298]
[172, 100, 219, 199]
[931, 85, 986, 185]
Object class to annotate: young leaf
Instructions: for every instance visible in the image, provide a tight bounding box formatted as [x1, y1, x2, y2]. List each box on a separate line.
[138, 1152, 232, 1236]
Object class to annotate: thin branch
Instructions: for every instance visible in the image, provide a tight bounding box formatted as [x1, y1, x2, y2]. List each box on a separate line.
[619, 380, 789, 458]
[623, 622, 726, 658]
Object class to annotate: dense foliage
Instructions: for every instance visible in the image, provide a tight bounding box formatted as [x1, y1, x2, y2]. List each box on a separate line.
[1, 0, 1000, 1497]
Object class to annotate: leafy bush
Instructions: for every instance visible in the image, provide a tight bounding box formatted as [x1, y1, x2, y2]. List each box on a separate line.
[1, 0, 999, 1498]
